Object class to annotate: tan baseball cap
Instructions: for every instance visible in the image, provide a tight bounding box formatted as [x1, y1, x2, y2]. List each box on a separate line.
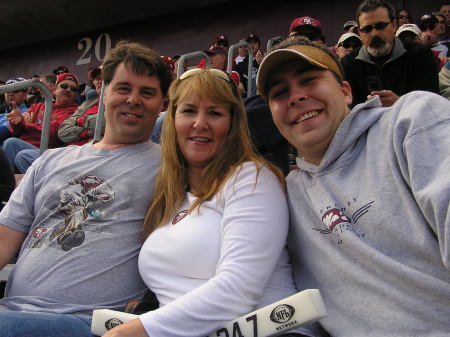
[257, 44, 343, 97]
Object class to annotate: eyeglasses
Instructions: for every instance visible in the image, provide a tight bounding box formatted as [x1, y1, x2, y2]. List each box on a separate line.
[359, 20, 393, 34]
[340, 41, 361, 49]
[397, 15, 410, 20]
[420, 23, 436, 31]
[59, 83, 78, 92]
[179, 68, 231, 82]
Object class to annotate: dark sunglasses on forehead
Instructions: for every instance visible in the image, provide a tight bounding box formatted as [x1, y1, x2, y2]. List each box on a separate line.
[397, 15, 410, 19]
[359, 20, 393, 34]
[59, 83, 78, 92]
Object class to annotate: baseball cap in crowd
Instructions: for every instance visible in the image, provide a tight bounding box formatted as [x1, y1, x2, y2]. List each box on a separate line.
[257, 44, 343, 97]
[213, 35, 230, 47]
[343, 20, 357, 31]
[289, 16, 322, 35]
[337, 32, 362, 46]
[88, 67, 102, 81]
[5, 77, 27, 92]
[205, 45, 228, 56]
[419, 14, 438, 31]
[6, 77, 26, 85]
[396, 24, 421, 37]
[246, 34, 261, 44]
[161, 56, 175, 73]
[230, 71, 240, 85]
[53, 65, 69, 76]
[56, 73, 79, 86]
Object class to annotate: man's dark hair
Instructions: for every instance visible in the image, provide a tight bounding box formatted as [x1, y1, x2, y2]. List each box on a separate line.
[102, 41, 173, 97]
[356, 0, 396, 26]
[268, 37, 344, 84]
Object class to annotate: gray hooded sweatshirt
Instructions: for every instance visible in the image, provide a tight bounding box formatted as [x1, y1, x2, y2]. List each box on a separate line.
[287, 91, 450, 337]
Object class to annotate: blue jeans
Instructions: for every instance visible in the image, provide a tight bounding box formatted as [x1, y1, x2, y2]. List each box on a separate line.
[0, 126, 12, 145]
[2, 138, 40, 173]
[0, 311, 93, 337]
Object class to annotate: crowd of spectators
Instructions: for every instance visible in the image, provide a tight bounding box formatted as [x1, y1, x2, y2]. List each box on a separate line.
[0, 1, 449, 172]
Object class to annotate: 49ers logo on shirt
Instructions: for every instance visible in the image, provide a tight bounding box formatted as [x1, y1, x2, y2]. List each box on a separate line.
[32, 226, 47, 238]
[172, 210, 188, 224]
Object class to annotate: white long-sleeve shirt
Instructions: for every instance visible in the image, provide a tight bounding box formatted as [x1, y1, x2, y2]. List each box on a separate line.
[138, 162, 296, 336]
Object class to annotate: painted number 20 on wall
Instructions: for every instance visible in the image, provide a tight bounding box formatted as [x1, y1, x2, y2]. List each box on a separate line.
[76, 33, 111, 65]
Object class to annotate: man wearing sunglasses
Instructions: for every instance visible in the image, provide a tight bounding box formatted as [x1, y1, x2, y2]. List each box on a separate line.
[2, 73, 79, 173]
[335, 32, 362, 60]
[420, 14, 449, 58]
[341, 0, 439, 107]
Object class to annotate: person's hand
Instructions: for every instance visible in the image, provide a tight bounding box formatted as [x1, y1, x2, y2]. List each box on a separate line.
[367, 90, 399, 107]
[6, 102, 23, 125]
[102, 318, 149, 337]
[255, 50, 264, 65]
[22, 112, 32, 124]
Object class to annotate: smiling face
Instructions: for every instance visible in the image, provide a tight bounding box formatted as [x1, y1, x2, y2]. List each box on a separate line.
[175, 94, 231, 170]
[359, 7, 397, 57]
[99, 62, 164, 149]
[267, 62, 352, 165]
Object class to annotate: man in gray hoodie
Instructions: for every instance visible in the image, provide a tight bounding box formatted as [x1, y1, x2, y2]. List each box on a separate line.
[257, 36, 450, 336]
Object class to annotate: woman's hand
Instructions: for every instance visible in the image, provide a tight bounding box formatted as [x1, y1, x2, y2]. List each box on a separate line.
[102, 318, 149, 337]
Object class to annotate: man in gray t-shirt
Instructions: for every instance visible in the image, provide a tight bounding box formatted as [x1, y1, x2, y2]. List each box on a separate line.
[0, 41, 172, 337]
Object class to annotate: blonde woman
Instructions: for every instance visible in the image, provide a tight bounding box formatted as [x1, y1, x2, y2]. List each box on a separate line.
[103, 69, 305, 337]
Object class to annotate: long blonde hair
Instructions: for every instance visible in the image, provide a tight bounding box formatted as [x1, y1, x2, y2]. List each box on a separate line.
[143, 69, 284, 239]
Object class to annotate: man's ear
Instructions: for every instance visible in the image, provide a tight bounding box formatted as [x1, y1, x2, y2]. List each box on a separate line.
[341, 80, 353, 106]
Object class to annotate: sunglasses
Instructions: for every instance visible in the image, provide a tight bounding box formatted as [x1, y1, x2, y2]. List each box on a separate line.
[397, 15, 410, 19]
[179, 68, 231, 82]
[359, 20, 393, 34]
[340, 41, 361, 49]
[420, 23, 436, 31]
[59, 83, 78, 92]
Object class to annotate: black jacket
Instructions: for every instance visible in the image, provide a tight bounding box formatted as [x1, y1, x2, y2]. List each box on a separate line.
[341, 38, 439, 106]
[245, 95, 289, 176]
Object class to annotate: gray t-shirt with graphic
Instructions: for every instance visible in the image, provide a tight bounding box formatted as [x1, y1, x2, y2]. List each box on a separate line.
[0, 141, 160, 316]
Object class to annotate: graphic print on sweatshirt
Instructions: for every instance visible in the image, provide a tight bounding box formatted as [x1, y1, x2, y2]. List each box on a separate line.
[313, 199, 374, 245]
[28, 175, 114, 251]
